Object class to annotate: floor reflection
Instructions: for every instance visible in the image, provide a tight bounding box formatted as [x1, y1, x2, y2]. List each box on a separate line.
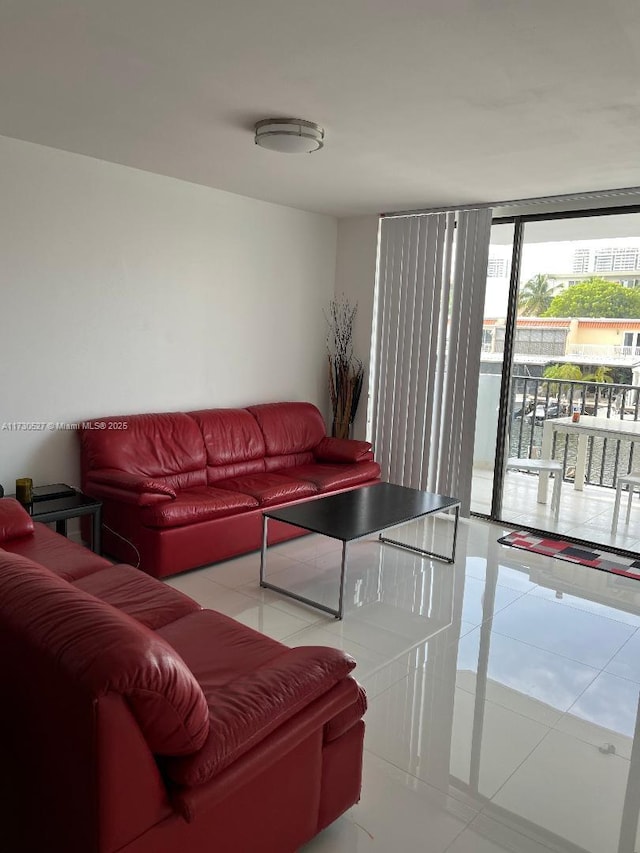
[177, 514, 640, 852]
[364, 532, 640, 853]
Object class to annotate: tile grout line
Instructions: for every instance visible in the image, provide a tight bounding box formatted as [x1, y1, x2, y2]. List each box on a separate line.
[474, 725, 560, 834]
[484, 600, 637, 670]
[553, 624, 640, 732]
[360, 748, 483, 821]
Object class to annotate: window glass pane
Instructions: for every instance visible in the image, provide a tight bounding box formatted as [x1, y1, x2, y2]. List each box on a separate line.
[500, 211, 640, 551]
[470, 221, 514, 514]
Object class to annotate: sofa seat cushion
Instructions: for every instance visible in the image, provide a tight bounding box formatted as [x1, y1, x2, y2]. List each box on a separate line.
[158, 610, 288, 690]
[285, 461, 381, 493]
[140, 487, 258, 529]
[214, 473, 317, 506]
[164, 645, 357, 786]
[3, 521, 111, 581]
[73, 564, 201, 630]
[264, 451, 315, 472]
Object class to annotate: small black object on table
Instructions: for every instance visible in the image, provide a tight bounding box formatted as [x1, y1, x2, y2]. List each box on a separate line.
[9, 487, 103, 554]
[260, 482, 460, 620]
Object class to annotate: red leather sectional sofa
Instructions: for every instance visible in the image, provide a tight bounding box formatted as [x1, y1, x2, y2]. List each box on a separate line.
[0, 498, 367, 853]
[79, 401, 380, 577]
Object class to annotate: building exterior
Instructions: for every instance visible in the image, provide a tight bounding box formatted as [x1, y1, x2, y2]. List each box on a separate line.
[481, 317, 640, 375]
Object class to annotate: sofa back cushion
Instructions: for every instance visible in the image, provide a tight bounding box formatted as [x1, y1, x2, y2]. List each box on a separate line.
[79, 413, 207, 489]
[0, 551, 209, 756]
[247, 402, 326, 457]
[0, 499, 35, 542]
[188, 408, 267, 483]
[264, 451, 315, 472]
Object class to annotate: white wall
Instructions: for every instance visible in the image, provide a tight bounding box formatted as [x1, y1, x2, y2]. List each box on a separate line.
[333, 215, 379, 440]
[0, 136, 337, 490]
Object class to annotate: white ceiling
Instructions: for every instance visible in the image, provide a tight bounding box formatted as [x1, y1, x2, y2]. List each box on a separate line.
[2, 0, 640, 217]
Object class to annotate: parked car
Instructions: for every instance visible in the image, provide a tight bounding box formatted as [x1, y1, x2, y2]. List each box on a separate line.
[526, 402, 566, 423]
[512, 400, 534, 420]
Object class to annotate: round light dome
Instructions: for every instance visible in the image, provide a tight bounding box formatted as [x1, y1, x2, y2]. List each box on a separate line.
[254, 118, 324, 154]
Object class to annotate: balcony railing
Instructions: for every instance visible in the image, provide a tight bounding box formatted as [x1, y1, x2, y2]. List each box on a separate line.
[509, 376, 640, 489]
[565, 343, 640, 363]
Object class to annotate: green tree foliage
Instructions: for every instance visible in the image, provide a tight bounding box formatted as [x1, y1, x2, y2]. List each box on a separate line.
[518, 274, 555, 316]
[543, 277, 640, 318]
[541, 363, 584, 395]
[543, 363, 584, 382]
[583, 366, 613, 384]
[542, 362, 615, 395]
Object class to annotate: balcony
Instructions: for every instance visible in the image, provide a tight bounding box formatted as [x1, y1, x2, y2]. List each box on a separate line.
[472, 375, 640, 549]
[564, 343, 640, 365]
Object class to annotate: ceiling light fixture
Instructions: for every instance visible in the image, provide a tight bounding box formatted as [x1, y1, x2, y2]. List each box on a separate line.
[254, 118, 324, 154]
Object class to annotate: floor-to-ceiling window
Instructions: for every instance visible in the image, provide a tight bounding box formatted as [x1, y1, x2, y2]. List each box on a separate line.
[470, 221, 515, 515]
[472, 208, 640, 553]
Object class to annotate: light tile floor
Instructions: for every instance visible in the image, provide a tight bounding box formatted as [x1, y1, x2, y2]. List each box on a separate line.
[166, 514, 640, 853]
[472, 467, 640, 551]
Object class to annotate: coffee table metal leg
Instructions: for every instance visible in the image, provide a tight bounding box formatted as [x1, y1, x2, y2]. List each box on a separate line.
[92, 506, 102, 554]
[259, 515, 345, 619]
[259, 514, 270, 585]
[450, 505, 460, 562]
[337, 541, 348, 620]
[379, 505, 460, 564]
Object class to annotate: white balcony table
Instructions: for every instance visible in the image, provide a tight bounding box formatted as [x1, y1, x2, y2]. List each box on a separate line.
[537, 416, 640, 503]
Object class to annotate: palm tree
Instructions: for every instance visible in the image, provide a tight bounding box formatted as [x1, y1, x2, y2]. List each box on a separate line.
[583, 366, 613, 384]
[542, 362, 583, 395]
[518, 274, 555, 316]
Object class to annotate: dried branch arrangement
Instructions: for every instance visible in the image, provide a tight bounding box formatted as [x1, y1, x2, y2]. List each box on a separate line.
[326, 297, 364, 439]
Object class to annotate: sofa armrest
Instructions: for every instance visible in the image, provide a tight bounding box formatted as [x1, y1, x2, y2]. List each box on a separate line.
[313, 436, 373, 463]
[86, 470, 176, 507]
[172, 676, 362, 821]
[165, 646, 357, 787]
[0, 498, 35, 543]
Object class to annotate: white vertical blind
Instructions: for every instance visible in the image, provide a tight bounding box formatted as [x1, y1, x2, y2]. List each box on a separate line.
[371, 208, 492, 515]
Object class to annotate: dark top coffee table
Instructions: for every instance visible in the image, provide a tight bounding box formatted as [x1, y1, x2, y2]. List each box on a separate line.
[260, 482, 460, 619]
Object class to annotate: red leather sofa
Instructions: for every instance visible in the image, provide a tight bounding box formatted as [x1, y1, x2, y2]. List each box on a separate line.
[0, 498, 367, 853]
[79, 401, 380, 577]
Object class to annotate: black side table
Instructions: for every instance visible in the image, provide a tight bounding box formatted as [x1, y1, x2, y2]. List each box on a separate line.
[10, 491, 103, 554]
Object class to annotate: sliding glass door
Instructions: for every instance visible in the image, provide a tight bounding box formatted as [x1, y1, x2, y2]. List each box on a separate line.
[472, 208, 640, 552]
[470, 222, 515, 515]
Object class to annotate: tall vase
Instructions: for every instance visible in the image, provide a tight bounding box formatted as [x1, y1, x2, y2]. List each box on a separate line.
[332, 411, 351, 439]
[331, 371, 356, 438]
